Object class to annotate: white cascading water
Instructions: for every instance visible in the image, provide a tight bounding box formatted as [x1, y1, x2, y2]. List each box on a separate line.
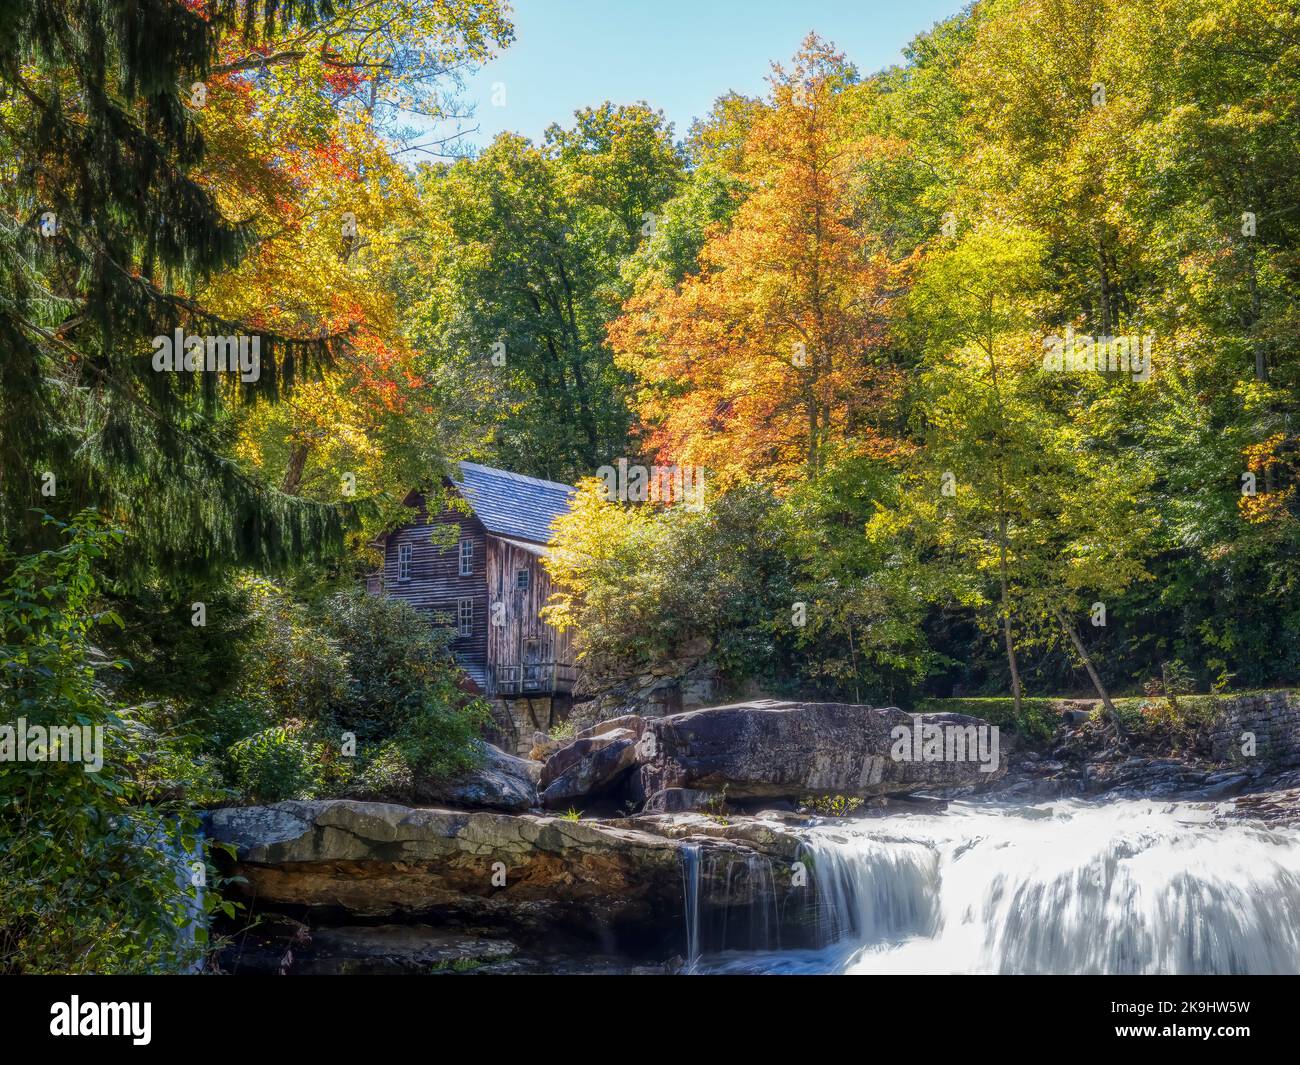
[696, 799, 1300, 974]
[681, 842, 701, 971]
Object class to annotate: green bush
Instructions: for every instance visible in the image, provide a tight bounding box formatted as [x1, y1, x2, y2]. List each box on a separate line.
[0, 514, 217, 973]
[207, 582, 487, 802]
[240, 578, 350, 723]
[347, 741, 414, 798]
[228, 722, 324, 803]
[912, 696, 1057, 741]
[198, 694, 278, 761]
[125, 706, 232, 806]
[317, 588, 488, 781]
[1111, 694, 1222, 747]
[77, 575, 489, 810]
[801, 795, 866, 817]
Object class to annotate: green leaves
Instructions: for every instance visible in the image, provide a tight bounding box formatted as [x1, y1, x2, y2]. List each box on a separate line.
[1, 0, 362, 584]
[403, 107, 684, 481]
[0, 514, 209, 974]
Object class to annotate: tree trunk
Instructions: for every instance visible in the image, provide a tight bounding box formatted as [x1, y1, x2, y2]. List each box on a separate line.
[998, 522, 1023, 717]
[1096, 231, 1114, 337]
[1247, 244, 1266, 383]
[281, 441, 309, 495]
[1055, 606, 1117, 721]
[847, 622, 861, 705]
[984, 310, 1023, 718]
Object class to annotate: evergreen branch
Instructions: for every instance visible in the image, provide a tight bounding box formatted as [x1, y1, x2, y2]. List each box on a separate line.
[14, 310, 370, 515]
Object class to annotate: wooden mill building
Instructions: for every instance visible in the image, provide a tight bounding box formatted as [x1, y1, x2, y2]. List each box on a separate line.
[367, 462, 579, 753]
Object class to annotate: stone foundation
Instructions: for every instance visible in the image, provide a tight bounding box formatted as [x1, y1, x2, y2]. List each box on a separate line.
[486, 695, 569, 756]
[1210, 691, 1300, 765]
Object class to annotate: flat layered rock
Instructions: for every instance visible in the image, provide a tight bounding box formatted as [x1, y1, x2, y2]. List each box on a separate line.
[207, 799, 822, 954]
[209, 800, 679, 912]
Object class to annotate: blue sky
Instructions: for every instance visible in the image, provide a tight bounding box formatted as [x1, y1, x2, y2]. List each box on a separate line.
[445, 0, 966, 152]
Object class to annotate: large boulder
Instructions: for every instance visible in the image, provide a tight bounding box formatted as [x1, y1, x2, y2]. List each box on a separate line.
[633, 700, 1005, 802]
[573, 715, 647, 743]
[538, 700, 1006, 810]
[539, 728, 643, 808]
[413, 741, 540, 812]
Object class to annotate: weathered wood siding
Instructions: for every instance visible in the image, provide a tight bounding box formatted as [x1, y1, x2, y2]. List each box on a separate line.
[486, 537, 575, 671]
[378, 495, 488, 668]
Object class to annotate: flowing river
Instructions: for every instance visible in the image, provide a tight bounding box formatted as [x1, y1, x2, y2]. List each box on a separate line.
[692, 799, 1300, 975]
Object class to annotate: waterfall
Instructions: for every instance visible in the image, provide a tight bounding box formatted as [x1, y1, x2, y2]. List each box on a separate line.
[680, 845, 787, 966]
[803, 833, 939, 946]
[693, 799, 1300, 974]
[701, 850, 782, 953]
[680, 843, 701, 970]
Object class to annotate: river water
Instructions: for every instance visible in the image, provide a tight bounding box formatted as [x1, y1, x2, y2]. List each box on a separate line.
[693, 799, 1300, 974]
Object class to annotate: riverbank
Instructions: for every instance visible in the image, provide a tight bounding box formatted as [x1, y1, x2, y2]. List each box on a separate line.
[205, 695, 1300, 974]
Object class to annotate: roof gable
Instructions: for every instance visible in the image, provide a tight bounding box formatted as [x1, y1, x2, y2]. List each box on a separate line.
[452, 462, 575, 545]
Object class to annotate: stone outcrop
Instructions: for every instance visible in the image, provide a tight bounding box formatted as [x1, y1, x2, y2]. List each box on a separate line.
[568, 652, 718, 729]
[990, 697, 1300, 801]
[636, 701, 1004, 800]
[206, 798, 828, 966]
[998, 750, 1256, 801]
[575, 715, 648, 742]
[537, 700, 1005, 810]
[209, 800, 681, 927]
[1229, 777, 1300, 824]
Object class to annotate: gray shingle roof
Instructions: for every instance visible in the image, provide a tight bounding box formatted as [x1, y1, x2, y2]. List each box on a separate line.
[452, 462, 575, 545]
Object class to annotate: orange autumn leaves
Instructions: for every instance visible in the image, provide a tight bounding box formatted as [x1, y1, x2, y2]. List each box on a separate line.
[609, 38, 909, 489]
[190, 18, 430, 506]
[1240, 432, 1297, 526]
